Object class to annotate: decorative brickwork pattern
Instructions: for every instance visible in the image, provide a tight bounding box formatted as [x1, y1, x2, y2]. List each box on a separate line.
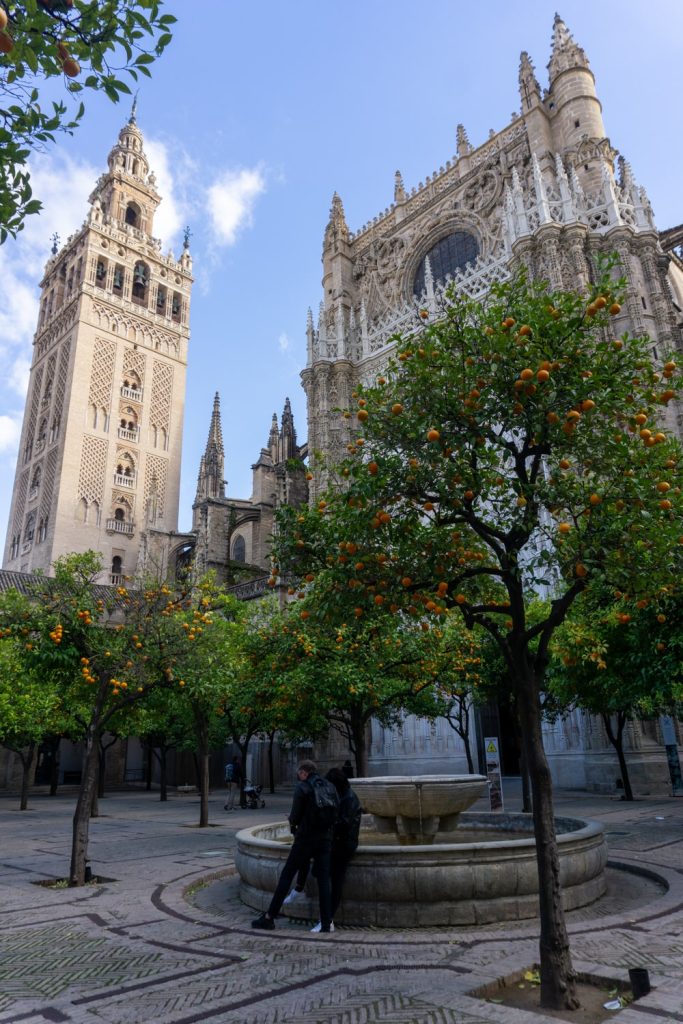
[25, 366, 43, 456]
[92, 301, 179, 356]
[53, 338, 71, 426]
[12, 470, 29, 535]
[150, 360, 173, 432]
[123, 346, 146, 385]
[40, 449, 59, 523]
[88, 337, 116, 411]
[144, 454, 167, 519]
[78, 436, 108, 504]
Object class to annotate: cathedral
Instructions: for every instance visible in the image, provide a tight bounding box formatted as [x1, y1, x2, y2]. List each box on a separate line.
[3, 15, 682, 794]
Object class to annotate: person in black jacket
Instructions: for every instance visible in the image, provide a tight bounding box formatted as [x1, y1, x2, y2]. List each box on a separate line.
[326, 767, 361, 921]
[252, 760, 334, 933]
[283, 766, 361, 930]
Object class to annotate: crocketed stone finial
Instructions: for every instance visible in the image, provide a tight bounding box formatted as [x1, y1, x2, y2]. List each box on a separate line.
[548, 13, 590, 82]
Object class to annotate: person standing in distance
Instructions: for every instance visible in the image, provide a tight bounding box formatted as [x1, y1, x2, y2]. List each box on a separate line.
[252, 760, 335, 933]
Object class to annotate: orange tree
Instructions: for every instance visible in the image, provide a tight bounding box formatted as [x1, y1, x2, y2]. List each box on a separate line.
[0, 552, 201, 883]
[273, 263, 683, 1010]
[0, 633, 66, 809]
[248, 590, 443, 776]
[549, 584, 683, 800]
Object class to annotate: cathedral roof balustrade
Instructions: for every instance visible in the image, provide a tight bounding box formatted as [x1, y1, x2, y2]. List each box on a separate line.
[348, 119, 527, 245]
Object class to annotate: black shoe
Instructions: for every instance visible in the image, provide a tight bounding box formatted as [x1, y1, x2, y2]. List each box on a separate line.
[252, 913, 274, 930]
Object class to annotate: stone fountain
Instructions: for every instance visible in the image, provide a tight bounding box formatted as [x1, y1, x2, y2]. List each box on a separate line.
[235, 775, 607, 927]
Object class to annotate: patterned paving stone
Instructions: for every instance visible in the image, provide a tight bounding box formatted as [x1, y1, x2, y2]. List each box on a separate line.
[0, 920, 198, 1016]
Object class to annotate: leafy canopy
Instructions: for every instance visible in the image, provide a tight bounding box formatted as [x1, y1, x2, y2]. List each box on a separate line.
[274, 260, 683, 688]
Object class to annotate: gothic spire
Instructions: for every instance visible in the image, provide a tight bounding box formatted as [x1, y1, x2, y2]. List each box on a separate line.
[324, 191, 350, 248]
[394, 170, 406, 203]
[268, 412, 279, 452]
[196, 392, 225, 501]
[206, 392, 224, 456]
[548, 13, 590, 83]
[518, 51, 541, 110]
[456, 124, 472, 157]
[280, 397, 297, 461]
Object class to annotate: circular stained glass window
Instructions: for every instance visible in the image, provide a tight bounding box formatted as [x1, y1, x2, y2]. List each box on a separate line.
[413, 231, 479, 298]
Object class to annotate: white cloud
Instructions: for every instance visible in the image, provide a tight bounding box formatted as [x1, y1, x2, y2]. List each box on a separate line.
[278, 332, 290, 352]
[207, 166, 266, 246]
[145, 137, 185, 249]
[7, 356, 30, 398]
[0, 414, 22, 453]
[0, 150, 97, 507]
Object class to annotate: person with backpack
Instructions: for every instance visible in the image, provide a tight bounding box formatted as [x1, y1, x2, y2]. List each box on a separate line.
[283, 766, 361, 930]
[251, 759, 338, 934]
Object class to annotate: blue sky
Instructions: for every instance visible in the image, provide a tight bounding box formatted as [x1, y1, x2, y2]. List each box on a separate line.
[1, 0, 682, 545]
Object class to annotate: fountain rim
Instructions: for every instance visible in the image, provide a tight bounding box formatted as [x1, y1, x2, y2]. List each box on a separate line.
[351, 774, 487, 784]
[235, 814, 606, 856]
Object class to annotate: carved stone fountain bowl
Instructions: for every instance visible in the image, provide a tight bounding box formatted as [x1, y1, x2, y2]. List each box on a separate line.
[351, 774, 488, 819]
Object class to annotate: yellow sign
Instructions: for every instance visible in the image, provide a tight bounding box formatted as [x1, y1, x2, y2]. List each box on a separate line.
[486, 741, 498, 753]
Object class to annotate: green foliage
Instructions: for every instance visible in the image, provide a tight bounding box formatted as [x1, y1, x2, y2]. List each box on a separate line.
[0, 0, 176, 240]
[549, 584, 683, 719]
[274, 262, 683, 691]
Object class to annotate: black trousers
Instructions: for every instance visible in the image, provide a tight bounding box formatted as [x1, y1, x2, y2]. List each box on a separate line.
[268, 834, 332, 928]
[295, 842, 356, 918]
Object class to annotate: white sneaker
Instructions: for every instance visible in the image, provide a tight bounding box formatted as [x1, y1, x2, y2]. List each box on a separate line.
[310, 921, 334, 933]
[283, 888, 306, 905]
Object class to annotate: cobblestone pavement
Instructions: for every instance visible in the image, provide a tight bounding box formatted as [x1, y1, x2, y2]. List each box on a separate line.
[0, 784, 681, 1023]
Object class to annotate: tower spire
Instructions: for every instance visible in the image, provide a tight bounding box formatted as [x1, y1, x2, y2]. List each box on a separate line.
[196, 393, 225, 501]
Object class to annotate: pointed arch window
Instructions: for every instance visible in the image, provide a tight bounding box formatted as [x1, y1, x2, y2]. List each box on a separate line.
[232, 535, 246, 563]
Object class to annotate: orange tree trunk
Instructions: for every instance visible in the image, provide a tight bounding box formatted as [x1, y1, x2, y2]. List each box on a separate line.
[516, 664, 579, 1011]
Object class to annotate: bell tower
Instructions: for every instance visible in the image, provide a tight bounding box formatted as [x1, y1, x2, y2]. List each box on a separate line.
[3, 109, 193, 583]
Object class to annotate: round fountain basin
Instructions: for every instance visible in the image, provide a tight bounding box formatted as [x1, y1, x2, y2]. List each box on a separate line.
[352, 774, 488, 820]
[235, 811, 608, 927]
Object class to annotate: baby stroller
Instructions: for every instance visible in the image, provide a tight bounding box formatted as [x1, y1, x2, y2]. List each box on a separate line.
[241, 779, 265, 809]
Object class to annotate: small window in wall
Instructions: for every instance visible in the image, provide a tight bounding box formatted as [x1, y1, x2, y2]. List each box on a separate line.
[232, 535, 246, 562]
[38, 517, 48, 543]
[156, 286, 166, 315]
[125, 203, 140, 228]
[171, 291, 182, 323]
[113, 264, 124, 294]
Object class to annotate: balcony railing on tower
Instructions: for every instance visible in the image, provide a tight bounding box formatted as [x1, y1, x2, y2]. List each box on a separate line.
[105, 518, 135, 535]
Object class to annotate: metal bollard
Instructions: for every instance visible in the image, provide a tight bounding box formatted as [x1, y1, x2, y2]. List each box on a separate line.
[628, 968, 651, 1000]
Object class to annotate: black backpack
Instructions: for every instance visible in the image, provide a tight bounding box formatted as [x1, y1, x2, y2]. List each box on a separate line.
[310, 775, 339, 829]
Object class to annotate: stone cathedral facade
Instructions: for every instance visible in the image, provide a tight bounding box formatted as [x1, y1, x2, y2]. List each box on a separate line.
[302, 15, 683, 792]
